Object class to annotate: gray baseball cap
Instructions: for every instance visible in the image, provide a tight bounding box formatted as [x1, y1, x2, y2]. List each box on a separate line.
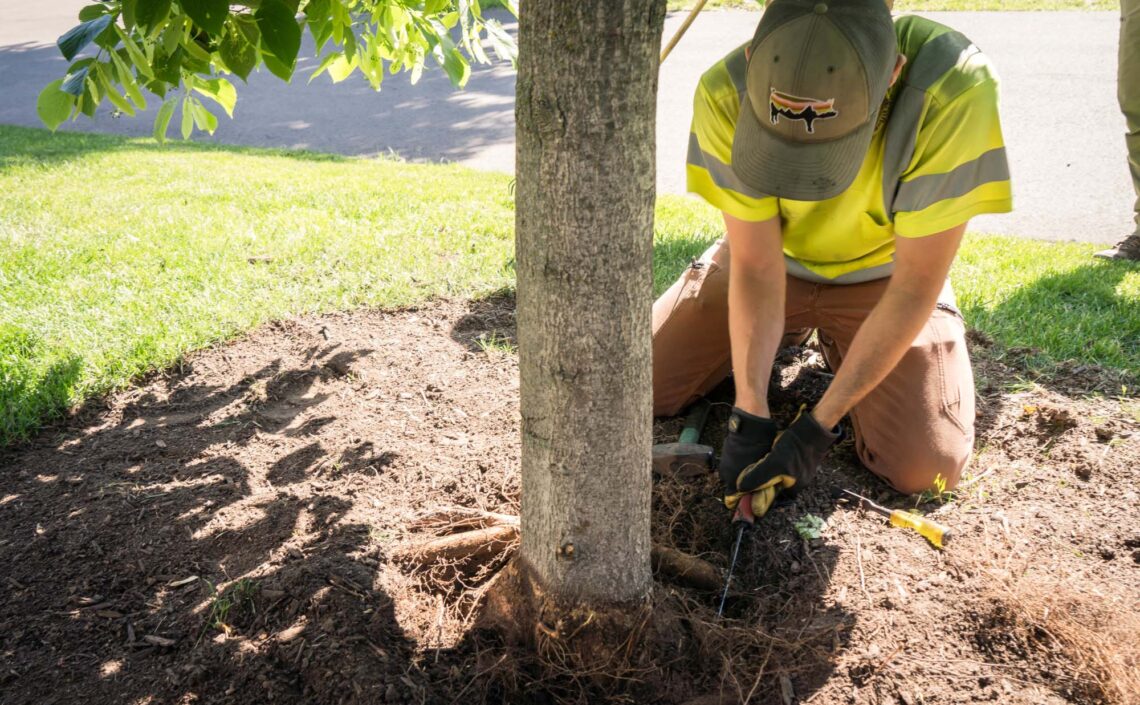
[731, 0, 898, 201]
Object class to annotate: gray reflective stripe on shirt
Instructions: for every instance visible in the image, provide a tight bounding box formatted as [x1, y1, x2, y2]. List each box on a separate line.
[786, 258, 894, 284]
[881, 30, 976, 217]
[725, 45, 748, 96]
[687, 131, 769, 200]
[893, 146, 1010, 212]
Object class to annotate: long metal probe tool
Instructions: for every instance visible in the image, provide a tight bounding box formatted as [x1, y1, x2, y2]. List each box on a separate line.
[717, 520, 747, 617]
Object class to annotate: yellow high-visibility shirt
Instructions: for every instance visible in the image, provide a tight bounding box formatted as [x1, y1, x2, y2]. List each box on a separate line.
[687, 15, 1014, 282]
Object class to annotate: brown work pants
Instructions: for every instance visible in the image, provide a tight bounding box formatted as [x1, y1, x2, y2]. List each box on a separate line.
[652, 239, 976, 494]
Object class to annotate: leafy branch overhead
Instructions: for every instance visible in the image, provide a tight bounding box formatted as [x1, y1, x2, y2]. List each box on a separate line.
[39, 0, 518, 141]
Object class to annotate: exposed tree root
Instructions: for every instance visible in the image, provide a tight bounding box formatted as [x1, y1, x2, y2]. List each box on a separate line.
[398, 515, 722, 591]
[393, 524, 519, 565]
[650, 543, 722, 591]
[407, 506, 520, 533]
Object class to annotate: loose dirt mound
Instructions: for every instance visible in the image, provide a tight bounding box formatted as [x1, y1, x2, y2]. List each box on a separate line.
[1, 297, 1137, 704]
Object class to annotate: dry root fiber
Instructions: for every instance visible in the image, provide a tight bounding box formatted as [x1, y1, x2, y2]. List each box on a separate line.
[982, 574, 1140, 705]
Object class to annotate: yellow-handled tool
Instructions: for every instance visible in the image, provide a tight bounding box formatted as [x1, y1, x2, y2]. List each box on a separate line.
[839, 489, 951, 549]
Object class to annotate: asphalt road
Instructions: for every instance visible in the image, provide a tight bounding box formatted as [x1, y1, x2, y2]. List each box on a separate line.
[0, 3, 1131, 243]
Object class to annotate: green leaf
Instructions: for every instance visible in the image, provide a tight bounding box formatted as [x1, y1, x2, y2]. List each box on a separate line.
[262, 52, 294, 81]
[193, 77, 236, 117]
[235, 14, 260, 45]
[326, 54, 356, 83]
[153, 97, 177, 142]
[113, 25, 155, 79]
[152, 45, 183, 84]
[79, 78, 99, 116]
[78, 4, 111, 21]
[181, 35, 213, 63]
[484, 20, 517, 66]
[160, 20, 181, 54]
[440, 46, 469, 88]
[308, 52, 340, 82]
[97, 64, 136, 116]
[122, 0, 138, 29]
[36, 80, 75, 130]
[181, 0, 229, 36]
[190, 100, 218, 134]
[181, 96, 194, 139]
[255, 0, 301, 76]
[342, 29, 356, 61]
[109, 50, 148, 110]
[135, 0, 172, 34]
[218, 23, 258, 80]
[793, 514, 826, 541]
[61, 64, 93, 96]
[305, 0, 333, 50]
[57, 15, 113, 61]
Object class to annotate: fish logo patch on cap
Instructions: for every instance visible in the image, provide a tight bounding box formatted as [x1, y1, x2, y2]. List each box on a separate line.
[769, 89, 839, 134]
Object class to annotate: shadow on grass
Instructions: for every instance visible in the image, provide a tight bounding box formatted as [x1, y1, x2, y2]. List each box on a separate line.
[0, 333, 85, 447]
[0, 124, 358, 172]
[960, 259, 1139, 394]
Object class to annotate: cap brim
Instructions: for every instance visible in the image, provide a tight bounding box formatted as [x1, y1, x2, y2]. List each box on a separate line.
[731, 99, 873, 202]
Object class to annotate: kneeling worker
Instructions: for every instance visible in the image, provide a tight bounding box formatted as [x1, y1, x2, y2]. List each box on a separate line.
[653, 0, 1012, 518]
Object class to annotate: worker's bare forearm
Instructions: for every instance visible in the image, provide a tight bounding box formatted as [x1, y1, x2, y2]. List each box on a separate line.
[722, 213, 785, 419]
[811, 283, 938, 428]
[811, 223, 967, 429]
[728, 261, 785, 418]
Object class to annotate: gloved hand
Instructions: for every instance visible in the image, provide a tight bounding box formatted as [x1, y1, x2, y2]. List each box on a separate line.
[734, 406, 841, 513]
[718, 408, 778, 515]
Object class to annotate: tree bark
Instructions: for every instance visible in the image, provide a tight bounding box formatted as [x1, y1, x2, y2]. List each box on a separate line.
[515, 0, 666, 604]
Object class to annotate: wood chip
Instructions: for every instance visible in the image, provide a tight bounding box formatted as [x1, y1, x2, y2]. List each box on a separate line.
[96, 610, 123, 619]
[155, 440, 167, 448]
[142, 635, 176, 647]
[168, 576, 198, 588]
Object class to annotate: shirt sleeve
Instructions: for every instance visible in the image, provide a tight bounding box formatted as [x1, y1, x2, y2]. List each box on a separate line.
[685, 81, 779, 223]
[893, 78, 1013, 238]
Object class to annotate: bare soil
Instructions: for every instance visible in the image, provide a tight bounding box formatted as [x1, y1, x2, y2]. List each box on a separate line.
[2, 295, 1137, 705]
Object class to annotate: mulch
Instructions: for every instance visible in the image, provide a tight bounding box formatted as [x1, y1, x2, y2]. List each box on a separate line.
[1, 295, 1137, 705]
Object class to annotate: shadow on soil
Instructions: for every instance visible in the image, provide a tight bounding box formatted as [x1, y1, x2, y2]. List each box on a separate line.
[1, 297, 853, 705]
[0, 344, 426, 704]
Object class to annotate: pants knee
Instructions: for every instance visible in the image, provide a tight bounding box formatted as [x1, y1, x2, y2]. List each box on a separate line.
[860, 442, 970, 496]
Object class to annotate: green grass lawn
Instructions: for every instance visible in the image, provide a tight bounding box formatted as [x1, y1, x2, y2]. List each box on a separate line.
[1, 126, 1137, 444]
[664, 1, 1116, 11]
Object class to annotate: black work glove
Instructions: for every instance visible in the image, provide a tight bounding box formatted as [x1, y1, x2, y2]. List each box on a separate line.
[718, 408, 778, 508]
[734, 405, 841, 509]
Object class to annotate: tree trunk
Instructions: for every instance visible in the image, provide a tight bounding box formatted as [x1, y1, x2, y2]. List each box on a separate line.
[514, 0, 666, 605]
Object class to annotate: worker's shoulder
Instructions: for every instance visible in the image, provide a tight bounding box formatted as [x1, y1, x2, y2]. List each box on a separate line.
[695, 43, 749, 111]
[895, 14, 1001, 105]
